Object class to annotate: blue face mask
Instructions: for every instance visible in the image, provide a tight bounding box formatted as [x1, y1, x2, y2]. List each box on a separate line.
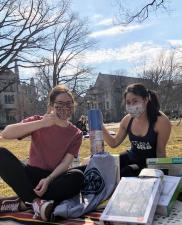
[126, 103, 145, 117]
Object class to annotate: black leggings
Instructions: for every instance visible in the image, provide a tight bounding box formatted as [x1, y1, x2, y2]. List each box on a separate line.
[119, 151, 146, 177]
[0, 147, 84, 204]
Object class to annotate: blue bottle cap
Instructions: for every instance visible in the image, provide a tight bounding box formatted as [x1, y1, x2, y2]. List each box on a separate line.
[88, 109, 103, 130]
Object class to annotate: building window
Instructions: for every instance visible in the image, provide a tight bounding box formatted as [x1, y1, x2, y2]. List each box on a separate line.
[98, 103, 102, 109]
[4, 95, 15, 104]
[4, 95, 7, 104]
[6, 114, 15, 122]
[87, 102, 90, 109]
[106, 101, 109, 109]
[9, 85, 14, 92]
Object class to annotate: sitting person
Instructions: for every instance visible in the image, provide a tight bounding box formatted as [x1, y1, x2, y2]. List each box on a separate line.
[0, 84, 84, 221]
[102, 83, 171, 177]
[76, 115, 88, 135]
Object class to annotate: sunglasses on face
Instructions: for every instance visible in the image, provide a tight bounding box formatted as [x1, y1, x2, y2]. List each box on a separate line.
[54, 101, 73, 108]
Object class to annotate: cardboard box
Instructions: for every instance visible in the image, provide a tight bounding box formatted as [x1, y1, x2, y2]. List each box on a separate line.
[100, 176, 162, 225]
[147, 158, 182, 176]
[156, 175, 181, 216]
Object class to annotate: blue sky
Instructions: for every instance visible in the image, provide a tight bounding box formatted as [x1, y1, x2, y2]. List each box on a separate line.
[71, 0, 182, 77]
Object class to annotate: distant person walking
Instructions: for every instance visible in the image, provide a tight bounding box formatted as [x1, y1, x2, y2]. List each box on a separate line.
[103, 83, 171, 177]
[0, 84, 84, 221]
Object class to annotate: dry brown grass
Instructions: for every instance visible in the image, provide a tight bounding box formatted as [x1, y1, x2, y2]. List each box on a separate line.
[0, 121, 182, 196]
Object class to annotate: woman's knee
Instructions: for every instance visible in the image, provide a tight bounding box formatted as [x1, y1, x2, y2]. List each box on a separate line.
[120, 165, 139, 177]
[70, 169, 84, 188]
[119, 151, 131, 168]
[0, 147, 18, 169]
[0, 147, 11, 160]
[75, 170, 84, 183]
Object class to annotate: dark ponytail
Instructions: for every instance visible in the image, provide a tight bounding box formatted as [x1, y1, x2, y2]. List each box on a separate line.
[147, 90, 160, 125]
[124, 83, 161, 124]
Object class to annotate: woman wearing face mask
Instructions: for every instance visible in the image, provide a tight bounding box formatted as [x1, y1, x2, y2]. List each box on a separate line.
[0, 85, 84, 221]
[103, 83, 171, 178]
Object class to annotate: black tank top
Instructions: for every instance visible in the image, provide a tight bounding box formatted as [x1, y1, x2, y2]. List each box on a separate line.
[127, 117, 158, 162]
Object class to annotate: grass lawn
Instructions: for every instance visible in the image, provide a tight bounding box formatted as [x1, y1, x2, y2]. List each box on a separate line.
[0, 121, 182, 196]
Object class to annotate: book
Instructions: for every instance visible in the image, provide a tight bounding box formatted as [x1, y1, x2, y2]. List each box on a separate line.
[100, 171, 163, 225]
[147, 158, 182, 176]
[147, 157, 182, 164]
[156, 175, 181, 216]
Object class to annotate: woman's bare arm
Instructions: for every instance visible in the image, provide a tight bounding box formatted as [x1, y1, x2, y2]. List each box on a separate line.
[103, 115, 130, 148]
[1, 113, 56, 139]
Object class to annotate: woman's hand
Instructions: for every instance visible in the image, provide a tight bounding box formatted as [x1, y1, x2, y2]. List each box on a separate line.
[33, 177, 51, 197]
[41, 113, 57, 127]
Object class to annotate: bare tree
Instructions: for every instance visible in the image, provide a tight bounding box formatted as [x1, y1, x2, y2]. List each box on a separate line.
[115, 0, 169, 24]
[138, 49, 182, 113]
[138, 51, 169, 90]
[34, 13, 95, 101]
[36, 63, 93, 102]
[0, 0, 69, 72]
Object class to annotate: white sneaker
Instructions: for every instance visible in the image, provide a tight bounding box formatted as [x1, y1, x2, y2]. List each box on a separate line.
[32, 199, 54, 221]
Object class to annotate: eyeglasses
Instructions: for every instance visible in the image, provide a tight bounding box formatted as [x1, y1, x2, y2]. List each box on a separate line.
[54, 101, 73, 108]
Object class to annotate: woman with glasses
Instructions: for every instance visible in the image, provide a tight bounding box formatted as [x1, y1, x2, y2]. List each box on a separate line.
[103, 83, 171, 178]
[0, 85, 84, 221]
